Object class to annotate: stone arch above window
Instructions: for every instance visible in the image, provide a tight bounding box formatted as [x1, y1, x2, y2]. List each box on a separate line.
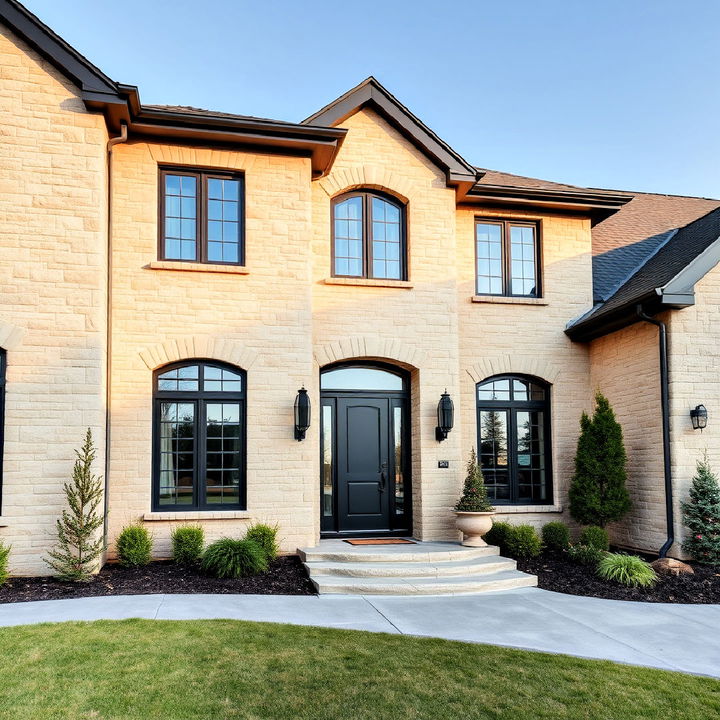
[319, 167, 412, 204]
[466, 356, 559, 386]
[139, 336, 258, 372]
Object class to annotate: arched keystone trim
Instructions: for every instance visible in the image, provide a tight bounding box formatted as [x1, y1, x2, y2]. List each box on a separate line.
[318, 166, 412, 204]
[314, 336, 426, 370]
[466, 356, 560, 385]
[139, 336, 258, 371]
[0, 318, 26, 350]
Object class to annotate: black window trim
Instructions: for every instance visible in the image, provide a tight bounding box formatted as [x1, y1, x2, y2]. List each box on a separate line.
[152, 359, 247, 512]
[331, 190, 407, 281]
[158, 165, 246, 267]
[476, 373, 553, 506]
[474, 216, 542, 298]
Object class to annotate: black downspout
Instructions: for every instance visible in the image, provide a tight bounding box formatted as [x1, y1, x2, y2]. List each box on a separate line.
[636, 304, 674, 558]
[104, 123, 128, 548]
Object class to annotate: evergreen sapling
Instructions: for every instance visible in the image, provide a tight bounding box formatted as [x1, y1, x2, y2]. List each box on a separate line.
[455, 448, 493, 512]
[45, 429, 105, 582]
[681, 454, 720, 564]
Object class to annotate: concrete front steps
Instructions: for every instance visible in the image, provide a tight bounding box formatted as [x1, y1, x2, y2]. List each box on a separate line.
[299, 540, 537, 595]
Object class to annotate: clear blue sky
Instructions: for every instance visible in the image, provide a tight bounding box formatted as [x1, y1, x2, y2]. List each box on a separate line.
[23, 0, 720, 198]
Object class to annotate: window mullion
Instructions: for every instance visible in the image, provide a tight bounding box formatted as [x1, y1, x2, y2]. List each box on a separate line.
[198, 172, 205, 264]
[365, 194, 372, 279]
[508, 408, 517, 503]
[502, 221, 510, 297]
[196, 399, 205, 509]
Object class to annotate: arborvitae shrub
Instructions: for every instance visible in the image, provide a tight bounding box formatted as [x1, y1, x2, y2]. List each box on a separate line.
[454, 448, 493, 512]
[484, 521, 513, 554]
[569, 392, 631, 527]
[171, 525, 205, 565]
[579, 525, 610, 551]
[681, 455, 720, 564]
[244, 524, 279, 562]
[201, 538, 268, 579]
[116, 525, 153, 567]
[597, 553, 657, 588]
[44, 429, 105, 582]
[505, 525, 543, 559]
[541, 522, 570, 551]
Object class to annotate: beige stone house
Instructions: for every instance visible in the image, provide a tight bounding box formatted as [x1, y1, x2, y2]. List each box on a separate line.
[2, 0, 720, 575]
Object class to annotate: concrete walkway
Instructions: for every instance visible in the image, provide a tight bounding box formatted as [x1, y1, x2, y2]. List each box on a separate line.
[1, 588, 719, 678]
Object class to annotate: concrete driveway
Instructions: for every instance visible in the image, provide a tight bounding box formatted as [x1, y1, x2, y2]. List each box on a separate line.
[0, 587, 718, 678]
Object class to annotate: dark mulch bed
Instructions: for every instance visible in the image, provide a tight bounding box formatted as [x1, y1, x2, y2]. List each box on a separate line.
[517, 551, 720, 603]
[0, 555, 315, 604]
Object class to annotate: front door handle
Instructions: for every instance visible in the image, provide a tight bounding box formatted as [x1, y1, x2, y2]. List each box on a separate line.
[379, 462, 387, 492]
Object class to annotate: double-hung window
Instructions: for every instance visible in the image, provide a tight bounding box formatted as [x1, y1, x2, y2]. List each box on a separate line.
[475, 218, 540, 297]
[160, 168, 244, 265]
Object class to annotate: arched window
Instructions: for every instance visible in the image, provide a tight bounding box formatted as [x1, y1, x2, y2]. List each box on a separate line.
[0, 349, 5, 513]
[476, 375, 552, 505]
[153, 360, 245, 511]
[332, 191, 406, 280]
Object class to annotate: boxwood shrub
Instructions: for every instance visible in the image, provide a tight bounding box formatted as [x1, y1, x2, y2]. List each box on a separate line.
[579, 525, 610, 551]
[0, 540, 10, 587]
[566, 543, 605, 567]
[244, 523, 279, 562]
[541, 521, 570, 551]
[484, 521, 513, 554]
[201, 538, 268, 579]
[171, 525, 205, 565]
[505, 524, 543, 559]
[116, 525, 153, 567]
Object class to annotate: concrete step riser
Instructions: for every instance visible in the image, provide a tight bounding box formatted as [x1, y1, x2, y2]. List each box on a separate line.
[304, 559, 516, 578]
[299, 546, 499, 564]
[311, 575, 538, 596]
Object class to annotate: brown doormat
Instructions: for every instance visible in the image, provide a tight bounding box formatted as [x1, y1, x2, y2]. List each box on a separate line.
[344, 538, 416, 546]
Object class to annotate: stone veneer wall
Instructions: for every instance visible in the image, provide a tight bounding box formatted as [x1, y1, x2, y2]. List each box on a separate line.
[588, 320, 667, 553]
[0, 25, 108, 575]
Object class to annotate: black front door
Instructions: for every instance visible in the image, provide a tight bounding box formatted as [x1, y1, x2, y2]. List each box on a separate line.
[320, 364, 411, 536]
[336, 397, 390, 532]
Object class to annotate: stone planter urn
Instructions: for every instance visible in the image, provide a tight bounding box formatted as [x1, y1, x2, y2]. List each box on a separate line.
[454, 510, 495, 547]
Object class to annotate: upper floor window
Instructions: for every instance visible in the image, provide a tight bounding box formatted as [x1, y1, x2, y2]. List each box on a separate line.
[477, 375, 552, 505]
[160, 168, 244, 265]
[332, 191, 406, 280]
[153, 360, 246, 511]
[475, 218, 539, 297]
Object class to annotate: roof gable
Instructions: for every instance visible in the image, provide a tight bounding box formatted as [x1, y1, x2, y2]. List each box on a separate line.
[304, 77, 479, 192]
[0, 0, 120, 98]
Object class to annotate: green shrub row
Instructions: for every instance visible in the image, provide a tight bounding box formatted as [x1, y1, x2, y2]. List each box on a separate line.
[485, 522, 542, 559]
[115, 522, 279, 579]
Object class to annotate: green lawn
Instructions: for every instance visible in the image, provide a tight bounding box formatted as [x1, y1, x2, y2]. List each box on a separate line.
[0, 620, 717, 719]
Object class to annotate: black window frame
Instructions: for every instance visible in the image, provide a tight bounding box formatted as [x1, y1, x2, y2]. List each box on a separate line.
[158, 166, 246, 266]
[152, 359, 247, 512]
[0, 349, 5, 514]
[331, 190, 407, 281]
[476, 374, 552, 505]
[474, 217, 542, 298]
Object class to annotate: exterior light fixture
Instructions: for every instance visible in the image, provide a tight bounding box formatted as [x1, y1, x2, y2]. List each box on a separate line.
[436, 390, 454, 441]
[294, 387, 311, 441]
[690, 404, 708, 431]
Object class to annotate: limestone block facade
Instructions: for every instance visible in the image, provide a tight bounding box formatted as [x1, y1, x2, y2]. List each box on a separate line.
[1, 4, 718, 574]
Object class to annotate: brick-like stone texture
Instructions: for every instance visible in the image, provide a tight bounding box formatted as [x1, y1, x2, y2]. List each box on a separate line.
[0, 26, 108, 575]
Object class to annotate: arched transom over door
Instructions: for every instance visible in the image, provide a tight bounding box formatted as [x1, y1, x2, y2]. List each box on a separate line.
[320, 363, 411, 536]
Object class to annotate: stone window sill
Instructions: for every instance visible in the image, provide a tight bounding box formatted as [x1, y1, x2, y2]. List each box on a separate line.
[146, 261, 250, 275]
[493, 505, 563, 514]
[143, 511, 252, 522]
[324, 277, 414, 289]
[472, 295, 548, 306]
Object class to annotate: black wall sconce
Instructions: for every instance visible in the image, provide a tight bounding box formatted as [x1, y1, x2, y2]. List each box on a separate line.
[294, 387, 311, 440]
[436, 390, 454, 441]
[690, 404, 708, 431]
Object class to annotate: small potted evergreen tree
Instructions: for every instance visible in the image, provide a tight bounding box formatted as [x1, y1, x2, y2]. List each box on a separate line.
[454, 448, 495, 546]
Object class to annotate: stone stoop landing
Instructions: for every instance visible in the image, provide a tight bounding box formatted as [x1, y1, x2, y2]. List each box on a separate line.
[298, 540, 537, 595]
